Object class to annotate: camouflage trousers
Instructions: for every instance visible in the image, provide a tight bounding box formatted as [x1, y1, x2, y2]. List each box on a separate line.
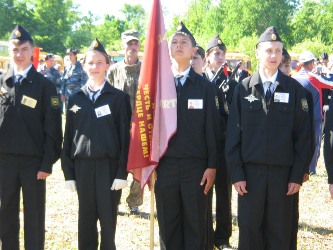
[126, 179, 143, 207]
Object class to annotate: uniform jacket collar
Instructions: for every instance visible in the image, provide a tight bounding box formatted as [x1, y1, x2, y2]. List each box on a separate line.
[187, 67, 199, 85]
[80, 80, 118, 97]
[3, 66, 38, 86]
[249, 69, 288, 92]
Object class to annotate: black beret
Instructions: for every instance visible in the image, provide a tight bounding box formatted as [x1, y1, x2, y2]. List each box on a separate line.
[321, 52, 328, 60]
[9, 25, 33, 43]
[206, 35, 226, 53]
[173, 21, 196, 45]
[256, 26, 282, 47]
[87, 38, 107, 55]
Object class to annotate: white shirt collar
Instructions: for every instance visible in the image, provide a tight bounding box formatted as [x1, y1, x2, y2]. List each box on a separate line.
[260, 70, 278, 85]
[14, 64, 32, 78]
[172, 66, 191, 85]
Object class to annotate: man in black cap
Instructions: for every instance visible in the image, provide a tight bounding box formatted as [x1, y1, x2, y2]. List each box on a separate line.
[0, 25, 62, 250]
[154, 22, 219, 250]
[61, 38, 131, 249]
[225, 26, 311, 249]
[204, 34, 237, 250]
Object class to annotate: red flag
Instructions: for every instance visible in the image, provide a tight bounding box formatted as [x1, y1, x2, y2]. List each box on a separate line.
[127, 0, 177, 188]
[33, 47, 40, 69]
[223, 64, 229, 77]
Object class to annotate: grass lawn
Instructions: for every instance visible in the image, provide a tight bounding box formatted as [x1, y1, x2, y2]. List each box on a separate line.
[18, 146, 333, 249]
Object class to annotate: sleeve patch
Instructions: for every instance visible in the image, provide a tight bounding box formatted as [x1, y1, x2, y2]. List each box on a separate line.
[301, 98, 309, 112]
[51, 96, 60, 109]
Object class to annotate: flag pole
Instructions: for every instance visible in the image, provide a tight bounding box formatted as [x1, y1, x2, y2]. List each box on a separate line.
[150, 171, 155, 249]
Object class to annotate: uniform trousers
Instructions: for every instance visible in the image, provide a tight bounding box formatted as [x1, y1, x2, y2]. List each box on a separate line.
[206, 141, 232, 249]
[238, 164, 293, 250]
[309, 120, 322, 173]
[289, 192, 299, 250]
[74, 158, 121, 250]
[0, 156, 45, 250]
[155, 157, 208, 250]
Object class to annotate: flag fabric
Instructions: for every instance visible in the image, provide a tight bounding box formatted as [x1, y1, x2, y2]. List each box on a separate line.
[127, 0, 177, 188]
[33, 47, 40, 69]
[307, 72, 333, 115]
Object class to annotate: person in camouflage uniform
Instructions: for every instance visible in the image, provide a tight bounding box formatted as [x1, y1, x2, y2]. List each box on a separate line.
[39, 53, 62, 111]
[61, 48, 87, 110]
[107, 30, 143, 215]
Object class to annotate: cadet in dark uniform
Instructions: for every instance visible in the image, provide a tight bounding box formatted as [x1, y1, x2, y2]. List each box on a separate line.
[279, 48, 314, 250]
[204, 35, 236, 250]
[61, 38, 131, 250]
[225, 27, 311, 250]
[323, 91, 333, 199]
[0, 25, 62, 250]
[154, 22, 220, 250]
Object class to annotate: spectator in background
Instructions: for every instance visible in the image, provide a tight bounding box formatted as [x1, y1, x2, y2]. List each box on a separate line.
[292, 51, 333, 175]
[39, 54, 62, 112]
[60, 48, 87, 110]
[107, 30, 143, 215]
[235, 61, 250, 83]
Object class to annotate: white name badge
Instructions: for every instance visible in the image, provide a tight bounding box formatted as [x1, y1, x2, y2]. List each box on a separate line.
[21, 95, 37, 108]
[95, 104, 111, 118]
[188, 99, 203, 109]
[274, 92, 289, 103]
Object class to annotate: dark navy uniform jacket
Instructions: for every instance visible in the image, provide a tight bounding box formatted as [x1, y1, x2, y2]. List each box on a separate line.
[61, 82, 131, 181]
[226, 70, 311, 184]
[323, 92, 333, 184]
[164, 68, 220, 168]
[0, 66, 62, 172]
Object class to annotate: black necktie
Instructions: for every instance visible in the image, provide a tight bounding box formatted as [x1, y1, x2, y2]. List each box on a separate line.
[264, 81, 272, 103]
[175, 75, 183, 95]
[15, 74, 23, 87]
[91, 90, 99, 102]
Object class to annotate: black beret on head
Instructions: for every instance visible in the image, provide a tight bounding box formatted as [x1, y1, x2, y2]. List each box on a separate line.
[256, 26, 282, 47]
[206, 35, 226, 53]
[87, 38, 107, 55]
[9, 25, 33, 43]
[87, 38, 109, 63]
[174, 21, 196, 45]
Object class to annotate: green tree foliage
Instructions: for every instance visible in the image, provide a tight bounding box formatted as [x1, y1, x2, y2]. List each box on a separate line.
[32, 0, 78, 55]
[92, 15, 126, 51]
[121, 4, 147, 35]
[1, 0, 333, 65]
[0, 0, 79, 55]
[292, 0, 333, 46]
